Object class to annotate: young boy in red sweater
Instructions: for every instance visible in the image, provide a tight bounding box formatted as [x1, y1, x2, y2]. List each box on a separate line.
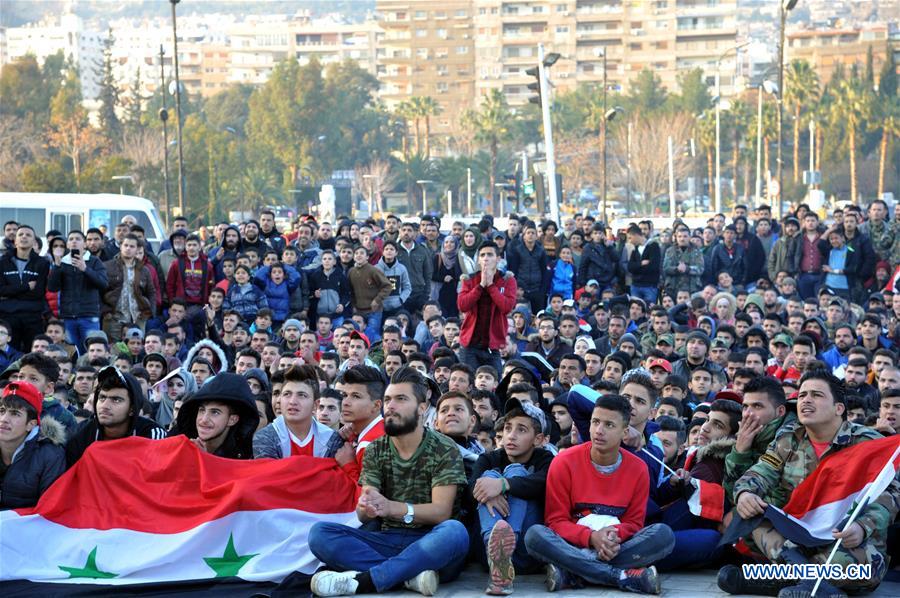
[523, 394, 675, 594]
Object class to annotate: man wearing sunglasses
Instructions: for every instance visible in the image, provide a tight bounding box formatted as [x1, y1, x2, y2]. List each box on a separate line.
[64, 366, 166, 468]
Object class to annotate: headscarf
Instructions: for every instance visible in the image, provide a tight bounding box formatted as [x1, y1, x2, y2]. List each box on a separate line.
[460, 226, 483, 261]
[441, 235, 460, 270]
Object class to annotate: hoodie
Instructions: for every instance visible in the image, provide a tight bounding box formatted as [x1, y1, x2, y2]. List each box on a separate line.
[375, 257, 412, 312]
[184, 339, 229, 378]
[174, 372, 260, 459]
[209, 225, 241, 281]
[153, 368, 198, 428]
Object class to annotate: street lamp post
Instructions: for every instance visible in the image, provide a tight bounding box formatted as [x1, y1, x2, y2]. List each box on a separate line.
[714, 41, 750, 215]
[755, 80, 778, 205]
[777, 0, 799, 218]
[537, 44, 560, 225]
[594, 48, 608, 224]
[170, 0, 186, 217]
[158, 45, 170, 229]
[416, 180, 433, 215]
[111, 175, 135, 195]
[362, 174, 378, 214]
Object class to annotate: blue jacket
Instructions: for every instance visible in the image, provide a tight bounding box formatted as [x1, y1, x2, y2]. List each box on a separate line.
[253, 265, 300, 322]
[0, 344, 22, 373]
[550, 259, 575, 299]
[821, 346, 849, 372]
[224, 282, 269, 323]
[0, 419, 66, 510]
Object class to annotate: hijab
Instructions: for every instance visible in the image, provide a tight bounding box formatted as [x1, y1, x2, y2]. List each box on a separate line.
[461, 226, 483, 261]
[441, 235, 460, 270]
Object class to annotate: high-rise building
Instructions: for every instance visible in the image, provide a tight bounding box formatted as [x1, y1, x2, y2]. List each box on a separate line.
[473, 0, 739, 106]
[786, 23, 896, 86]
[376, 0, 476, 145]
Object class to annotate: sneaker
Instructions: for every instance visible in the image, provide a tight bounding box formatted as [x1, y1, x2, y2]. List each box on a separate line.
[544, 563, 582, 592]
[717, 564, 789, 596]
[619, 566, 661, 595]
[778, 581, 847, 598]
[403, 570, 438, 596]
[310, 570, 360, 597]
[486, 520, 516, 595]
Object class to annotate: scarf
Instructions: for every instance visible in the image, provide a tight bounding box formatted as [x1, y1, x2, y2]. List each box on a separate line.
[441, 235, 460, 270]
[461, 227, 483, 261]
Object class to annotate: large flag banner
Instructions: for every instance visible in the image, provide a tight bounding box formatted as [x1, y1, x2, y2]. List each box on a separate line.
[0, 436, 361, 586]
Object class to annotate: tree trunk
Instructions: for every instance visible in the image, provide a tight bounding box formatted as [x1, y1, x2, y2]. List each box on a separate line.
[879, 131, 888, 197]
[731, 134, 740, 200]
[424, 116, 431, 159]
[413, 118, 421, 155]
[793, 106, 801, 183]
[743, 159, 752, 201]
[815, 126, 823, 171]
[707, 148, 715, 200]
[288, 164, 298, 186]
[849, 128, 857, 203]
[490, 139, 498, 215]
[764, 137, 770, 189]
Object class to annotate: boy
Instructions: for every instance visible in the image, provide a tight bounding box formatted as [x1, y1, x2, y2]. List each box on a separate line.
[470, 398, 554, 594]
[175, 373, 260, 459]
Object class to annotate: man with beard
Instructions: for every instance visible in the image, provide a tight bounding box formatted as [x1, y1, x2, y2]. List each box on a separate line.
[317, 221, 336, 252]
[259, 210, 286, 255]
[85, 227, 112, 261]
[396, 221, 433, 315]
[672, 331, 723, 380]
[240, 220, 267, 257]
[308, 366, 469, 597]
[64, 366, 166, 468]
[294, 222, 323, 271]
[210, 225, 241, 281]
[174, 372, 260, 459]
[843, 358, 879, 413]
[822, 323, 855, 372]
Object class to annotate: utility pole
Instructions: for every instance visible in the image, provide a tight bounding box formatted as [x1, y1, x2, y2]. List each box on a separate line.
[538, 44, 559, 225]
[667, 135, 676, 217]
[755, 84, 763, 204]
[158, 45, 170, 229]
[626, 120, 632, 216]
[714, 70, 722, 214]
[776, 0, 786, 218]
[596, 48, 608, 224]
[170, 0, 186, 217]
[466, 167, 472, 215]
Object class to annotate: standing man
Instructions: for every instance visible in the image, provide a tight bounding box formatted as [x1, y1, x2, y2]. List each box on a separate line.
[47, 230, 108, 355]
[308, 366, 470, 597]
[507, 222, 549, 315]
[396, 221, 434, 315]
[797, 212, 824, 299]
[166, 234, 215, 332]
[708, 225, 745, 288]
[259, 210, 286, 255]
[458, 241, 517, 374]
[626, 224, 661, 305]
[0, 225, 49, 352]
[663, 226, 704, 298]
[101, 234, 156, 343]
[348, 246, 393, 343]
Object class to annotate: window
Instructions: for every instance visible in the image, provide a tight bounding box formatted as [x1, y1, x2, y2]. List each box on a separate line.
[556, 4, 568, 12]
[416, 48, 428, 59]
[0, 208, 44, 237]
[416, 29, 427, 37]
[414, 10, 427, 19]
[556, 26, 569, 33]
[455, 9, 467, 18]
[437, 65, 449, 76]
[437, 82, 449, 93]
[437, 28, 448, 39]
[456, 45, 469, 54]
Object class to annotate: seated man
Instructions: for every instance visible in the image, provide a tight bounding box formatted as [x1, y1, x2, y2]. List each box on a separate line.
[434, 391, 484, 478]
[720, 370, 900, 597]
[524, 394, 675, 594]
[469, 398, 554, 595]
[0, 381, 66, 509]
[253, 364, 335, 459]
[173, 372, 260, 459]
[331, 364, 386, 482]
[65, 366, 166, 468]
[308, 366, 470, 596]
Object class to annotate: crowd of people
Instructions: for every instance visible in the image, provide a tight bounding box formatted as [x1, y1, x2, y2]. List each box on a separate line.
[1, 202, 900, 597]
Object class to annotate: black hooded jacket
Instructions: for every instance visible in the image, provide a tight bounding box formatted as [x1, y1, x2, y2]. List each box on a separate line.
[174, 372, 260, 459]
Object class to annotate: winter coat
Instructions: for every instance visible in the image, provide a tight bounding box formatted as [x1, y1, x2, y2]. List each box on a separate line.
[767, 231, 802, 280]
[293, 242, 323, 272]
[627, 240, 661, 287]
[577, 242, 618, 288]
[458, 271, 517, 351]
[142, 255, 163, 312]
[47, 252, 108, 318]
[183, 338, 229, 376]
[662, 244, 704, 295]
[0, 418, 67, 510]
[735, 232, 766, 284]
[549, 259, 575, 300]
[375, 258, 412, 312]
[431, 253, 463, 317]
[174, 373, 260, 459]
[396, 241, 434, 298]
[224, 282, 269, 323]
[723, 412, 796, 505]
[166, 252, 215, 307]
[707, 242, 746, 286]
[0, 249, 49, 316]
[347, 263, 392, 315]
[102, 255, 156, 320]
[507, 240, 550, 293]
[253, 265, 300, 323]
[260, 229, 286, 256]
[307, 266, 352, 319]
[0, 344, 22, 373]
[208, 225, 242, 280]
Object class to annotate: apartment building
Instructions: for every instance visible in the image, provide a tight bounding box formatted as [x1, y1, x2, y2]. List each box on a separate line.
[376, 1, 476, 141]
[786, 23, 896, 86]
[473, 0, 739, 106]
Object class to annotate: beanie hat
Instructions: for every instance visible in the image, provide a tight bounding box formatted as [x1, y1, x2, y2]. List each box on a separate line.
[2, 381, 43, 423]
[686, 330, 711, 349]
[282, 319, 302, 332]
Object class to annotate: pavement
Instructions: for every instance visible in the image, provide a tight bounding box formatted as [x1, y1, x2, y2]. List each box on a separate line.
[354, 566, 900, 597]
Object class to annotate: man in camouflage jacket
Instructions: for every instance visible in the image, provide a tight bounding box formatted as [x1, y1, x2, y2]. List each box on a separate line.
[662, 227, 704, 297]
[730, 371, 900, 594]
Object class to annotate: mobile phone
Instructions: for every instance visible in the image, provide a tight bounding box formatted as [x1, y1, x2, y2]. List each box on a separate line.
[71, 249, 80, 259]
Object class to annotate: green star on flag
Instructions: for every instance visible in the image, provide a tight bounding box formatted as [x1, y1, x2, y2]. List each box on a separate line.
[59, 546, 118, 579]
[204, 533, 257, 578]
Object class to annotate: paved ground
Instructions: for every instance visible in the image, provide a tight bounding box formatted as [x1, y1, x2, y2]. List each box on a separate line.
[356, 567, 900, 597]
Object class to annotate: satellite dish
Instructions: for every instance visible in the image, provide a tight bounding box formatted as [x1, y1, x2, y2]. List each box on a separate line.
[167, 80, 185, 96]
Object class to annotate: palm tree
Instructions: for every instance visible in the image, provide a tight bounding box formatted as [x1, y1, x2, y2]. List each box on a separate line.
[725, 99, 752, 199]
[831, 79, 871, 202]
[872, 98, 900, 197]
[784, 60, 820, 183]
[418, 96, 442, 159]
[396, 100, 418, 156]
[463, 90, 513, 214]
[241, 165, 282, 216]
[696, 111, 716, 200]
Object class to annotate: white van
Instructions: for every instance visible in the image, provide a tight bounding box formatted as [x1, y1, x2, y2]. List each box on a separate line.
[0, 193, 167, 251]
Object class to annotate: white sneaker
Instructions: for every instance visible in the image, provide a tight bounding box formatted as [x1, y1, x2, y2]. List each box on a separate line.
[311, 570, 360, 596]
[403, 570, 439, 596]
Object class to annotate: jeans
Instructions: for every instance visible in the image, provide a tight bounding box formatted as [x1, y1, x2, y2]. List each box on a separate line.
[477, 464, 543, 572]
[64, 316, 101, 355]
[458, 345, 503, 377]
[798, 272, 822, 300]
[630, 285, 658, 305]
[523, 289, 545, 317]
[364, 311, 383, 344]
[308, 520, 469, 592]
[524, 523, 675, 588]
[655, 529, 723, 571]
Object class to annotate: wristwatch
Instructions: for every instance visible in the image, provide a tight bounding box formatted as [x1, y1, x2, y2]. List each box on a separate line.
[403, 502, 414, 524]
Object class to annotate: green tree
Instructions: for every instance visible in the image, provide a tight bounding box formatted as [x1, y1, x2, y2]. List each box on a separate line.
[784, 60, 820, 183]
[204, 84, 255, 135]
[696, 111, 716, 200]
[80, 155, 134, 193]
[672, 68, 712, 115]
[95, 29, 122, 144]
[241, 165, 282, 219]
[47, 68, 102, 187]
[872, 98, 900, 197]
[626, 68, 668, 115]
[462, 89, 513, 214]
[830, 79, 871, 202]
[0, 55, 44, 120]
[865, 46, 875, 89]
[123, 66, 146, 132]
[879, 45, 897, 99]
[724, 98, 752, 200]
[20, 160, 74, 192]
[247, 58, 327, 185]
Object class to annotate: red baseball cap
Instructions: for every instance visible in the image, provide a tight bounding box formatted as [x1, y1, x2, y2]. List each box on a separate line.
[349, 330, 371, 349]
[646, 358, 672, 374]
[715, 389, 743, 404]
[2, 381, 43, 423]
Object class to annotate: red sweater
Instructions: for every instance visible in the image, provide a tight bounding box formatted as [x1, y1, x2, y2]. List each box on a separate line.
[544, 442, 648, 548]
[458, 271, 517, 351]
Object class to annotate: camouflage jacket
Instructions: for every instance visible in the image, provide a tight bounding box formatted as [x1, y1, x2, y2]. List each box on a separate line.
[723, 412, 797, 505]
[862, 219, 892, 260]
[662, 245, 704, 295]
[734, 420, 900, 554]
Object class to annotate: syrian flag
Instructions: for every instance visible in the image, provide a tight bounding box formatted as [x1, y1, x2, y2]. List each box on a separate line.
[0, 436, 361, 588]
[686, 477, 726, 522]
